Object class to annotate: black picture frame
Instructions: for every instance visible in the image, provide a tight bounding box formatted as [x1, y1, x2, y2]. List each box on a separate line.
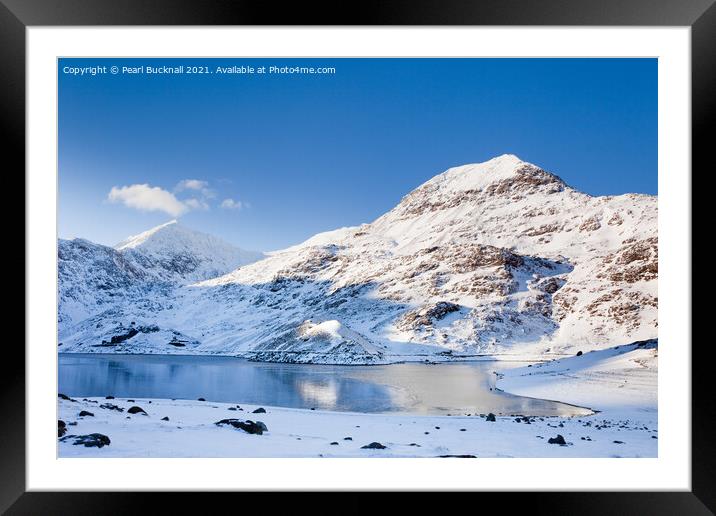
[3, 0, 708, 512]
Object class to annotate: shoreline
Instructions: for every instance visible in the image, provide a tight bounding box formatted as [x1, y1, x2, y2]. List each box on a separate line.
[57, 350, 563, 365]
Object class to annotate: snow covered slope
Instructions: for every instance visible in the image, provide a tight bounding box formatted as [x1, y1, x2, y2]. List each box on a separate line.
[498, 339, 658, 413]
[59, 155, 657, 362]
[58, 221, 262, 329]
[58, 238, 157, 327]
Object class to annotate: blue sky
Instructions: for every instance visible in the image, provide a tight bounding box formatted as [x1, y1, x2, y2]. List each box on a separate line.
[59, 58, 657, 252]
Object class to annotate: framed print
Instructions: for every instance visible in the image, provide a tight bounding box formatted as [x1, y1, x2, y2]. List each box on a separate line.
[4, 0, 711, 512]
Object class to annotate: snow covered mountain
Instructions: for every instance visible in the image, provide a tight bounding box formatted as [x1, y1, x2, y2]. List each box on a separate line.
[58, 155, 657, 363]
[58, 221, 263, 328]
[115, 220, 264, 284]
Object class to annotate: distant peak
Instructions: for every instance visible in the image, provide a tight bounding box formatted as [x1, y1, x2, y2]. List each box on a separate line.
[115, 220, 183, 250]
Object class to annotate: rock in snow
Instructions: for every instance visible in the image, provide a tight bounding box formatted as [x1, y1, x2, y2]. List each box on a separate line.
[58, 155, 657, 364]
[60, 433, 111, 448]
[548, 435, 567, 445]
[215, 419, 268, 435]
[361, 442, 387, 449]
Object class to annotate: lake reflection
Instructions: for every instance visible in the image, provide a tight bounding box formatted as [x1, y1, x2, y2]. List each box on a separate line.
[58, 354, 589, 417]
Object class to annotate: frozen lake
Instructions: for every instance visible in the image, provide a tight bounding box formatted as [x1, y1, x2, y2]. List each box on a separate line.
[58, 354, 588, 416]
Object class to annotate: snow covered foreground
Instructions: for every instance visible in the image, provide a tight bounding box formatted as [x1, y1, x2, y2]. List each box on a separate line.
[58, 155, 658, 365]
[58, 343, 657, 458]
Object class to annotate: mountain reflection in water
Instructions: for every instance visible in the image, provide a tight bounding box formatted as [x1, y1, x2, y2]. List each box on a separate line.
[58, 354, 589, 417]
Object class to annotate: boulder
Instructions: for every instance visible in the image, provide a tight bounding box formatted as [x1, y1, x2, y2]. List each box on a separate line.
[252, 407, 266, 414]
[78, 410, 94, 417]
[100, 403, 124, 412]
[548, 434, 567, 445]
[486, 413, 496, 422]
[60, 433, 111, 448]
[361, 442, 387, 449]
[58, 420, 66, 437]
[215, 419, 268, 435]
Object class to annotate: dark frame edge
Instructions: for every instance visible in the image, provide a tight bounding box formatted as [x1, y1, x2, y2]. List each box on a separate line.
[2, 492, 716, 515]
[691, 1, 716, 513]
[1, 0, 716, 26]
[5, 0, 712, 513]
[0, 0, 26, 514]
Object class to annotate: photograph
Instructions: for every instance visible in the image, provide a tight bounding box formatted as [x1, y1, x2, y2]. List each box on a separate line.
[56, 57, 658, 459]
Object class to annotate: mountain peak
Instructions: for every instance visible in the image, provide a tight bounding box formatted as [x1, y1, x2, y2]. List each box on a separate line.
[485, 153, 523, 165]
[111, 220, 265, 283]
[434, 154, 555, 191]
[383, 156, 568, 225]
[115, 220, 180, 250]
[114, 220, 261, 261]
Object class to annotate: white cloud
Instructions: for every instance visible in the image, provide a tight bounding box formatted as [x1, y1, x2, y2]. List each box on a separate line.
[108, 184, 188, 217]
[184, 198, 209, 211]
[176, 179, 207, 191]
[109, 181, 243, 216]
[220, 198, 244, 210]
[175, 179, 215, 198]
